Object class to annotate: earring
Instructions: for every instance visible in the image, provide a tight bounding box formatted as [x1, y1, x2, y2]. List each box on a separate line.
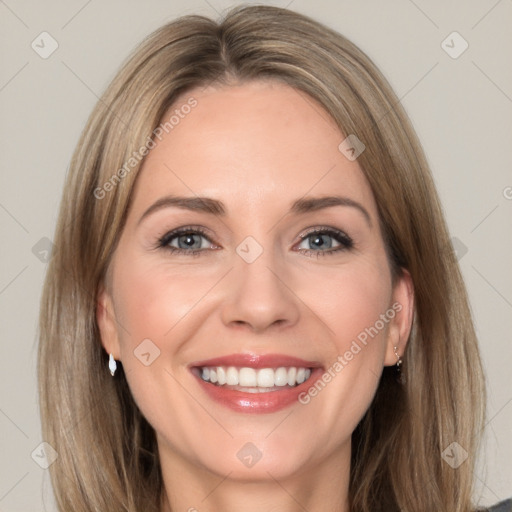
[108, 353, 117, 376]
[393, 346, 402, 368]
[393, 346, 405, 384]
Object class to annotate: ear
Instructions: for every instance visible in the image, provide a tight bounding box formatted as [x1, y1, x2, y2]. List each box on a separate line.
[383, 268, 415, 366]
[96, 282, 121, 360]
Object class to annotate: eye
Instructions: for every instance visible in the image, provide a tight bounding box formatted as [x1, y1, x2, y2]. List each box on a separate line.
[155, 225, 354, 258]
[156, 226, 217, 256]
[295, 227, 354, 257]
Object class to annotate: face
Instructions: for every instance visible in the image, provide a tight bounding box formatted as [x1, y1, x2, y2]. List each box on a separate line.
[97, 80, 413, 484]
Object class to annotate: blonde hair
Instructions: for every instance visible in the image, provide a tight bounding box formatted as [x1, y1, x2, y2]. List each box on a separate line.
[38, 4, 486, 511]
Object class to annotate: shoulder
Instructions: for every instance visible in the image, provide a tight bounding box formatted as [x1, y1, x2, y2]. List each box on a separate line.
[486, 498, 512, 512]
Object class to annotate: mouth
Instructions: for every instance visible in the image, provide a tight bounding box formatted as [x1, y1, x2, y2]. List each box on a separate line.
[189, 353, 323, 413]
[193, 365, 313, 392]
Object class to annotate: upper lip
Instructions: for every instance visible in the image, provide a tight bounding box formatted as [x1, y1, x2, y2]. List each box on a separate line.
[189, 353, 323, 369]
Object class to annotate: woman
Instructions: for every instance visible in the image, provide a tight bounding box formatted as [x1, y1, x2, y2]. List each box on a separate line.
[37, 4, 510, 512]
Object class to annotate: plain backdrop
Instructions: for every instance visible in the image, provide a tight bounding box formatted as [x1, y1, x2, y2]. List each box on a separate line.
[0, 1, 511, 510]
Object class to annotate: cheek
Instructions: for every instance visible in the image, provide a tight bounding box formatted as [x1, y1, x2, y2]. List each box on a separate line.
[109, 255, 212, 435]
[295, 257, 393, 435]
[304, 255, 393, 355]
[113, 256, 210, 348]
[334, 260, 393, 378]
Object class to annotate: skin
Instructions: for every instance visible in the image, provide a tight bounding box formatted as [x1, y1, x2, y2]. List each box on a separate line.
[97, 79, 414, 512]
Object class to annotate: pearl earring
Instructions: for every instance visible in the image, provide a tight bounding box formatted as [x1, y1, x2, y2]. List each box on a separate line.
[108, 353, 117, 376]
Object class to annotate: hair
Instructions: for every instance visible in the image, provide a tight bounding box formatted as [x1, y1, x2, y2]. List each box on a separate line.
[38, 4, 486, 511]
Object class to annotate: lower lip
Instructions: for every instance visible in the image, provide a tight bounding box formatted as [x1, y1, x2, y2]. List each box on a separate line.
[192, 368, 323, 413]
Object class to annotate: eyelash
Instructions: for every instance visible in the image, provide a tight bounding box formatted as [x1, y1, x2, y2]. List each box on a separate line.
[155, 225, 354, 258]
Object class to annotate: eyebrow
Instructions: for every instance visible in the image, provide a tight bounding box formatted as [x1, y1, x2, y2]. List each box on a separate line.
[137, 194, 372, 227]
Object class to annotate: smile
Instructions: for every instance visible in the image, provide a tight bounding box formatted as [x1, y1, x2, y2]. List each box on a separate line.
[199, 365, 312, 391]
[189, 353, 323, 413]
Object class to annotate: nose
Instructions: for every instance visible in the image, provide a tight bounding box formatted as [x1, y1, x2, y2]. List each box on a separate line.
[219, 247, 301, 333]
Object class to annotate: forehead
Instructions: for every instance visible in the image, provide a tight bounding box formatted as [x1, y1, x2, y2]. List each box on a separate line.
[130, 80, 377, 219]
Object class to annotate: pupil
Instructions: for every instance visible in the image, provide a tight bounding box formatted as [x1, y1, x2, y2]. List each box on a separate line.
[311, 234, 331, 249]
[180, 234, 198, 249]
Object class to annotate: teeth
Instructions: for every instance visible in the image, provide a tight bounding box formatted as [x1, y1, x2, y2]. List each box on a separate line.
[257, 368, 274, 387]
[217, 366, 226, 385]
[287, 367, 297, 386]
[226, 366, 239, 385]
[239, 367, 257, 387]
[199, 365, 313, 388]
[274, 367, 288, 386]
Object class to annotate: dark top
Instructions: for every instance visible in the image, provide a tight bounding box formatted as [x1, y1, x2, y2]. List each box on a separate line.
[488, 498, 512, 512]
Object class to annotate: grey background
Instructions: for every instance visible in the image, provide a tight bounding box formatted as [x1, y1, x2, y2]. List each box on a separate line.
[0, 0, 511, 510]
